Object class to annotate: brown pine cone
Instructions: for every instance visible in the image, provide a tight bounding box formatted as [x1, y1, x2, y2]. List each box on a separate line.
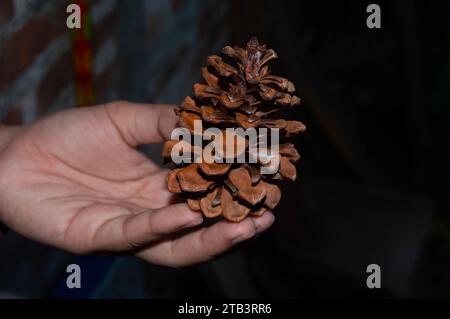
[162, 37, 306, 222]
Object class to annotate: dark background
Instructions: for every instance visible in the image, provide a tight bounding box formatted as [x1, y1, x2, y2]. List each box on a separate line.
[0, 0, 449, 298]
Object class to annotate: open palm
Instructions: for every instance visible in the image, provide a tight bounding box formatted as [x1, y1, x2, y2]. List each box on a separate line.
[0, 101, 274, 267]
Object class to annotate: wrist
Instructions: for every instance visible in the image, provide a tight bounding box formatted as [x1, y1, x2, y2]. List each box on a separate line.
[0, 125, 20, 154]
[0, 125, 20, 233]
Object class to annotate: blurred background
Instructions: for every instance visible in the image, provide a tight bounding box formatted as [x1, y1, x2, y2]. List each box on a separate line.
[0, 0, 449, 298]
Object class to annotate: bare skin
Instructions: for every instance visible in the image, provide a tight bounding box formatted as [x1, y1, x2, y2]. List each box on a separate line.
[0, 101, 274, 268]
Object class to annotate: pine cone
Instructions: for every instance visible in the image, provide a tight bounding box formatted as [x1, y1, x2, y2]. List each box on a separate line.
[162, 37, 306, 222]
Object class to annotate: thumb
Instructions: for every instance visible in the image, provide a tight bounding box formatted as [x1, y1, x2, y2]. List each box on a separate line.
[103, 101, 178, 146]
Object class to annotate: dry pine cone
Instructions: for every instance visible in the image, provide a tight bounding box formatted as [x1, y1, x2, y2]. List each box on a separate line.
[162, 37, 306, 222]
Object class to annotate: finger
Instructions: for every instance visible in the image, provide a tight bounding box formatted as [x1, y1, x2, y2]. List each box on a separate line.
[133, 169, 176, 209]
[136, 212, 275, 268]
[103, 101, 178, 146]
[251, 211, 275, 234]
[92, 203, 203, 251]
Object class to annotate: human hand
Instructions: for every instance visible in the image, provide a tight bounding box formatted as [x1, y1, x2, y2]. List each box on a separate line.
[0, 101, 274, 267]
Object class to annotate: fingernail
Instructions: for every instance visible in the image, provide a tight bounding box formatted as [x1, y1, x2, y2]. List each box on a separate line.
[254, 213, 275, 234]
[232, 230, 256, 246]
[267, 214, 275, 227]
[186, 216, 203, 227]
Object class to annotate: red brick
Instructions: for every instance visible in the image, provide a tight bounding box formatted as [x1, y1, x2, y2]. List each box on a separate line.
[0, 0, 14, 25]
[92, 11, 117, 54]
[94, 62, 115, 101]
[170, 0, 185, 13]
[198, 7, 213, 36]
[146, 13, 163, 41]
[90, 0, 100, 7]
[2, 107, 23, 125]
[0, 16, 66, 91]
[37, 52, 72, 114]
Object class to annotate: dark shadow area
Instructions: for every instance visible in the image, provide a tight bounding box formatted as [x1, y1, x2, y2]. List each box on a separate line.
[0, 0, 449, 299]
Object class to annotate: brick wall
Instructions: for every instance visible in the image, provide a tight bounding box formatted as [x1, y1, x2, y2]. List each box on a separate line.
[0, 0, 230, 126]
[0, 0, 119, 125]
[0, 0, 231, 298]
[117, 0, 230, 104]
